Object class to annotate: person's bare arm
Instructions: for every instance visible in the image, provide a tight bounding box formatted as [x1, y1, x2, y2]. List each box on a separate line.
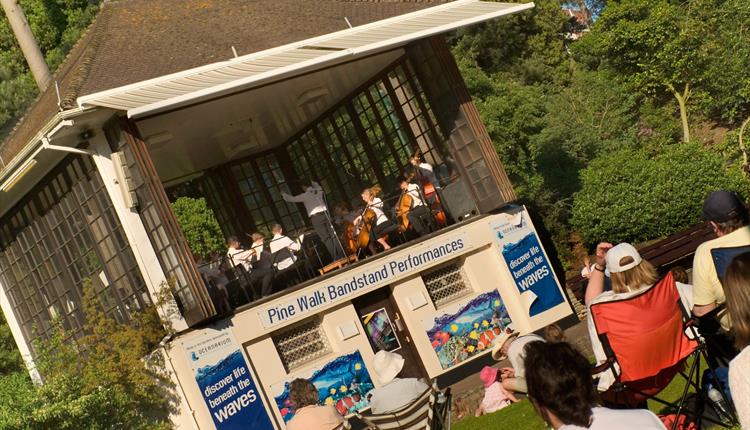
[585, 242, 613, 306]
[693, 302, 718, 316]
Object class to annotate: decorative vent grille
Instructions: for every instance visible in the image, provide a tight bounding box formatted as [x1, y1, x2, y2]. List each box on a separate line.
[273, 319, 331, 372]
[422, 262, 471, 307]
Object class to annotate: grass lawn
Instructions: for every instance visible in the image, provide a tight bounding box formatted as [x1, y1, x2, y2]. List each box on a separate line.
[452, 358, 740, 430]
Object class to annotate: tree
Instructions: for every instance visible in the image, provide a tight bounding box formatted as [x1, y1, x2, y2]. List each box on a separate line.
[452, 0, 571, 85]
[0, 311, 23, 374]
[571, 142, 750, 246]
[573, 0, 750, 142]
[0, 282, 175, 429]
[171, 196, 225, 259]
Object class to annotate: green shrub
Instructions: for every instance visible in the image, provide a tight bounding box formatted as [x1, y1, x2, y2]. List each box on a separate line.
[170, 197, 225, 259]
[571, 142, 750, 246]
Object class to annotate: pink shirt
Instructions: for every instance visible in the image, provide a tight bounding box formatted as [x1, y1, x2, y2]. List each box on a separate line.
[286, 405, 343, 430]
[480, 381, 511, 414]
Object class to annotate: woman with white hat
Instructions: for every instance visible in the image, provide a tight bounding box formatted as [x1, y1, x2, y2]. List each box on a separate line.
[490, 330, 544, 395]
[586, 242, 651, 393]
[368, 350, 429, 414]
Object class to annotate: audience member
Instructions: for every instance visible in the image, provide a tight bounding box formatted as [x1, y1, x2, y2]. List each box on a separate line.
[692, 190, 749, 364]
[490, 330, 544, 394]
[286, 378, 343, 430]
[723, 252, 750, 428]
[669, 266, 695, 315]
[475, 365, 517, 417]
[584, 242, 691, 392]
[368, 350, 429, 414]
[270, 223, 301, 270]
[524, 341, 665, 429]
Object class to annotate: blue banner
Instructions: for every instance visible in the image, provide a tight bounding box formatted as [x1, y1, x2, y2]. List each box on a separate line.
[502, 232, 564, 317]
[184, 330, 274, 430]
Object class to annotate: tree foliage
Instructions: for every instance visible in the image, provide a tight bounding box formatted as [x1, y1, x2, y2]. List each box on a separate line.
[571, 142, 750, 246]
[171, 196, 225, 259]
[0, 0, 100, 131]
[0, 283, 174, 429]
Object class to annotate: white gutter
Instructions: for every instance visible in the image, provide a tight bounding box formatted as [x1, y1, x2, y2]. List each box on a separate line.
[0, 107, 92, 193]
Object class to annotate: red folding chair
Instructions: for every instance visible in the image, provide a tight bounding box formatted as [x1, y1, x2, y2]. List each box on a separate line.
[589, 272, 737, 429]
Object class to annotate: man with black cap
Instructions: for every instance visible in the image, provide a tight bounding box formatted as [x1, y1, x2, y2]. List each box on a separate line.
[692, 190, 750, 364]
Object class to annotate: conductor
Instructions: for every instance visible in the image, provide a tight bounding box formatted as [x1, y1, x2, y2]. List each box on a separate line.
[282, 180, 343, 261]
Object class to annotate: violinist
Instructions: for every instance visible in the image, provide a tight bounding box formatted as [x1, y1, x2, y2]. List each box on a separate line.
[398, 177, 430, 236]
[354, 186, 392, 253]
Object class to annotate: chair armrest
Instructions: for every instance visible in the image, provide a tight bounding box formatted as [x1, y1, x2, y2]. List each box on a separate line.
[591, 357, 615, 375]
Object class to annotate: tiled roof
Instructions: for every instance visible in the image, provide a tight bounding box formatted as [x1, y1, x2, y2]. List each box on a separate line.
[0, 0, 445, 166]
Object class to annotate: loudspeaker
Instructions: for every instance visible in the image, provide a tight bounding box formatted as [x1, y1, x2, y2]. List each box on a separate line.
[440, 179, 479, 222]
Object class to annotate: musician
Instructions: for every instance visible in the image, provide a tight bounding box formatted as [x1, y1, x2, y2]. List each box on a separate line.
[248, 232, 274, 299]
[355, 186, 392, 253]
[282, 180, 343, 260]
[398, 177, 430, 236]
[410, 154, 441, 190]
[226, 236, 254, 271]
[269, 223, 301, 270]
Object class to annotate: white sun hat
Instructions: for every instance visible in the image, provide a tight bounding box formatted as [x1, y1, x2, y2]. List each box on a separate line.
[372, 350, 405, 385]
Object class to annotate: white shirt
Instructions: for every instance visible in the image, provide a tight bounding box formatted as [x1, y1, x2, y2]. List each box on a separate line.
[368, 378, 429, 414]
[269, 233, 300, 270]
[729, 346, 750, 429]
[282, 182, 326, 217]
[559, 407, 665, 429]
[227, 246, 253, 271]
[370, 197, 388, 226]
[507, 334, 544, 378]
[417, 162, 440, 188]
[405, 183, 425, 207]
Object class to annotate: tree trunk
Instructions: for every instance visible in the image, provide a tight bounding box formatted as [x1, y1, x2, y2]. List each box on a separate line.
[668, 83, 691, 143]
[740, 115, 750, 178]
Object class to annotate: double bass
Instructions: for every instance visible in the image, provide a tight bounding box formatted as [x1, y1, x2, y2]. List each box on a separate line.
[409, 151, 447, 227]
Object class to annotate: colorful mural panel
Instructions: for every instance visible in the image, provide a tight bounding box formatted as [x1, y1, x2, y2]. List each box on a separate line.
[272, 351, 374, 423]
[422, 290, 513, 370]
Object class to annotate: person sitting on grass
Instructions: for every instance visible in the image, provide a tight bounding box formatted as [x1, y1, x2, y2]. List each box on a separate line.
[475, 365, 518, 417]
[490, 330, 544, 395]
[524, 341, 666, 430]
[368, 350, 429, 414]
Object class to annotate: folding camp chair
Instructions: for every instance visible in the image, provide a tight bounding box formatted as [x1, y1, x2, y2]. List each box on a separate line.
[355, 381, 451, 430]
[590, 272, 737, 429]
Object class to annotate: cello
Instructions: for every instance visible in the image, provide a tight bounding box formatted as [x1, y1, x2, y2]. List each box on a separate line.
[395, 189, 413, 233]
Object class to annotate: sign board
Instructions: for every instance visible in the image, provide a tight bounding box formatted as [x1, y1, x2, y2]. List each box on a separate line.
[183, 328, 274, 430]
[257, 233, 471, 328]
[490, 209, 565, 317]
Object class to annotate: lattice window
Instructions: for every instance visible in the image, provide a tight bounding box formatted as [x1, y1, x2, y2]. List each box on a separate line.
[273, 318, 331, 372]
[422, 262, 471, 308]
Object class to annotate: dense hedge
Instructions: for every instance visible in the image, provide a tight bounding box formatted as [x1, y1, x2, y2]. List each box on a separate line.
[571, 142, 749, 246]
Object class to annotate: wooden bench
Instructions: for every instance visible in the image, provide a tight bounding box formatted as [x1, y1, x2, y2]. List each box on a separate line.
[319, 254, 358, 275]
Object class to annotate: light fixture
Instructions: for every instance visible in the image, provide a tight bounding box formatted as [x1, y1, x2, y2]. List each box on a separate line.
[0, 159, 37, 192]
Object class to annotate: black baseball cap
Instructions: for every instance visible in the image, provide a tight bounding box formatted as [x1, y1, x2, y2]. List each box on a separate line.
[702, 190, 748, 223]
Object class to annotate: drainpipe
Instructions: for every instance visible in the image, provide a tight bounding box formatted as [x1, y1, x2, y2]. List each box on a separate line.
[0, 0, 52, 91]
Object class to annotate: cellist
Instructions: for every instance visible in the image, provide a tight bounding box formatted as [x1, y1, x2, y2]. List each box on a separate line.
[398, 176, 430, 236]
[353, 186, 392, 253]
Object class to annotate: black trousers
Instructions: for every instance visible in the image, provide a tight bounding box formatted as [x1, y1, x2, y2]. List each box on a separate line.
[311, 212, 343, 261]
[250, 267, 274, 299]
[407, 205, 430, 236]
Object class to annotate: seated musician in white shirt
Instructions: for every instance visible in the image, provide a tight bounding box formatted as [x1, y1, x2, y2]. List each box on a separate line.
[269, 223, 301, 270]
[226, 236, 254, 272]
[398, 177, 430, 236]
[354, 186, 392, 253]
